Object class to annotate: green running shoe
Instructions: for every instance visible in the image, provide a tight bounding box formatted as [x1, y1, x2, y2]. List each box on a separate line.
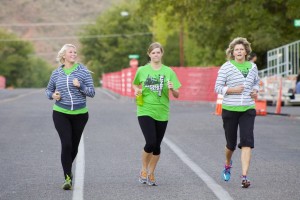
[62, 175, 72, 190]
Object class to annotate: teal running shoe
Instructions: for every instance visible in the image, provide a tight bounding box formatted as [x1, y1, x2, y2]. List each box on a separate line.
[222, 160, 232, 181]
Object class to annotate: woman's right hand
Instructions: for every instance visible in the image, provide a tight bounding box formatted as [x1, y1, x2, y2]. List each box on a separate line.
[227, 85, 245, 94]
[52, 91, 61, 101]
[234, 85, 245, 93]
[134, 89, 142, 96]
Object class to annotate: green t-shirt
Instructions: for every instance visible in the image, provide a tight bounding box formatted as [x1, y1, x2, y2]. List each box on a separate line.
[133, 64, 181, 121]
[63, 63, 79, 75]
[230, 60, 252, 78]
[53, 63, 88, 115]
[223, 60, 255, 112]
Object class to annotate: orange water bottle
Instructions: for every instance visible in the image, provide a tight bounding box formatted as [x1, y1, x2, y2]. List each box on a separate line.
[136, 93, 143, 106]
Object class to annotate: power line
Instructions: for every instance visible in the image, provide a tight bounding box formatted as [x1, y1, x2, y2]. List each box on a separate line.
[0, 22, 95, 27]
[0, 32, 152, 42]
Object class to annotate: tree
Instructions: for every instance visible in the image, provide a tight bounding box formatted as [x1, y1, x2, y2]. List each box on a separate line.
[21, 56, 52, 88]
[139, 0, 300, 69]
[79, 1, 153, 85]
[0, 29, 52, 87]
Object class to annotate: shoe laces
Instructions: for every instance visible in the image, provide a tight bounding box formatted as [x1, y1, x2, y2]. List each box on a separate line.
[148, 174, 155, 182]
[240, 175, 249, 181]
[65, 175, 71, 182]
[224, 165, 231, 173]
[140, 170, 147, 179]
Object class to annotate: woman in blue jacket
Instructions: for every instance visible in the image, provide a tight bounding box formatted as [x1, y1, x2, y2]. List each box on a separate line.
[46, 44, 95, 190]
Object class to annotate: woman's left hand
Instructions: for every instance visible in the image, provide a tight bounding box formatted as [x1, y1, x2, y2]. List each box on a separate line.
[73, 78, 80, 87]
[167, 80, 174, 90]
[250, 89, 258, 99]
[168, 80, 179, 98]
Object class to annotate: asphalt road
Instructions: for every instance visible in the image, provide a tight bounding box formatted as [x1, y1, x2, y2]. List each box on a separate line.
[0, 88, 299, 200]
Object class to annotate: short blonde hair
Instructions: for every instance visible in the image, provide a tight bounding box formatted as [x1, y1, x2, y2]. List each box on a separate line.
[225, 37, 252, 60]
[147, 42, 164, 55]
[56, 44, 76, 64]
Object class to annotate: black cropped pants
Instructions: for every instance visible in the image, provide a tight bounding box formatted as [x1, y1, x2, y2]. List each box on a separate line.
[222, 109, 256, 151]
[138, 116, 168, 155]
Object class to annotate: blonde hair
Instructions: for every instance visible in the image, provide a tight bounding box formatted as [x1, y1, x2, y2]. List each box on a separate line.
[147, 42, 164, 55]
[225, 37, 252, 60]
[56, 44, 76, 64]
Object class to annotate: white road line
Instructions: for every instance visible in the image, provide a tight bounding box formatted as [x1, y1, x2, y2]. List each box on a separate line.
[163, 137, 234, 200]
[0, 89, 42, 104]
[72, 136, 85, 200]
[98, 88, 117, 100]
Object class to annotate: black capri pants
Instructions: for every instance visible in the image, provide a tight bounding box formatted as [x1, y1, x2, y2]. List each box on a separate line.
[222, 109, 256, 151]
[138, 116, 168, 155]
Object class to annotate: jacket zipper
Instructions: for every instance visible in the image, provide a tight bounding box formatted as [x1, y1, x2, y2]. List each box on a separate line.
[241, 67, 255, 105]
[66, 75, 74, 110]
[241, 80, 246, 105]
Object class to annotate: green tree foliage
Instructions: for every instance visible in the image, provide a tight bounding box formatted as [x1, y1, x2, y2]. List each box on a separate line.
[79, 1, 153, 85]
[0, 29, 52, 87]
[139, 0, 300, 69]
[22, 57, 53, 88]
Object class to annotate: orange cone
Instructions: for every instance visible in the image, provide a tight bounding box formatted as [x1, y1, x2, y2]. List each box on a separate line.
[214, 94, 223, 115]
[255, 100, 267, 116]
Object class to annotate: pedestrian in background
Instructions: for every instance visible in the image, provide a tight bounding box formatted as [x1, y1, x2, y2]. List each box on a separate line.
[45, 44, 95, 190]
[248, 52, 257, 63]
[215, 37, 260, 188]
[132, 42, 181, 186]
[295, 73, 300, 94]
[288, 73, 300, 99]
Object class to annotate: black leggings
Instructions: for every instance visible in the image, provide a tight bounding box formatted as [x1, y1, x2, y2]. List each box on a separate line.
[53, 111, 89, 178]
[138, 116, 168, 155]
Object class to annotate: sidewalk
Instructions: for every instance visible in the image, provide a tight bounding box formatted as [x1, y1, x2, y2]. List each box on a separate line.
[266, 105, 300, 117]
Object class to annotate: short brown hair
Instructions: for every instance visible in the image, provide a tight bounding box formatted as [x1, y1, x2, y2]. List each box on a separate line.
[147, 42, 164, 55]
[225, 37, 252, 60]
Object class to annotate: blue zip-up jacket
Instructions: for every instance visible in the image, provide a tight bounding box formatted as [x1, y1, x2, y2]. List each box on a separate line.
[215, 61, 260, 106]
[46, 63, 95, 110]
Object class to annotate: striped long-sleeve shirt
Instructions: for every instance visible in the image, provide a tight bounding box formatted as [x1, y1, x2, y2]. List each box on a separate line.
[215, 61, 260, 107]
[46, 64, 95, 110]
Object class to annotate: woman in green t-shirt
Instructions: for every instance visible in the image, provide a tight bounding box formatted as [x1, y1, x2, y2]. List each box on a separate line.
[133, 42, 181, 186]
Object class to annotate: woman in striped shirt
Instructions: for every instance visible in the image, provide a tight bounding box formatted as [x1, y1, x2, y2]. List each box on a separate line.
[215, 37, 260, 188]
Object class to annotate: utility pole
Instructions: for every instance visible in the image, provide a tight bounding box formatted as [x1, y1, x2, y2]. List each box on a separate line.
[179, 18, 184, 67]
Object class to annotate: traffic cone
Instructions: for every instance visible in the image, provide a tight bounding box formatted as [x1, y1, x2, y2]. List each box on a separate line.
[255, 100, 267, 116]
[214, 94, 223, 115]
